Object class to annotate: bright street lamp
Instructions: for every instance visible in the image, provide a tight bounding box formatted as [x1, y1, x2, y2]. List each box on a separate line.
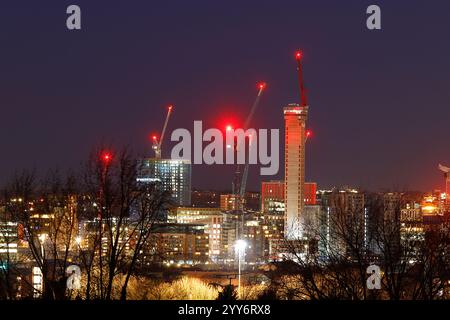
[235, 239, 247, 299]
[38, 233, 47, 259]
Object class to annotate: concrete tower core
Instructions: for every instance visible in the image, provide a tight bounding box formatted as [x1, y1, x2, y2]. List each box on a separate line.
[284, 103, 308, 239]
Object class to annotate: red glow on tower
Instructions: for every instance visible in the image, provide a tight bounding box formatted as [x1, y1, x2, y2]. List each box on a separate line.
[306, 130, 312, 138]
[258, 82, 267, 90]
[295, 51, 302, 60]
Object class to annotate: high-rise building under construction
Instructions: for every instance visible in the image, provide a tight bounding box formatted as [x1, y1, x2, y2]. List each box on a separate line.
[284, 50, 310, 239]
[284, 103, 308, 239]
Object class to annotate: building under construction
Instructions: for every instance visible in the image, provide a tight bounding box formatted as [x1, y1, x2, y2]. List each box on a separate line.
[138, 105, 192, 206]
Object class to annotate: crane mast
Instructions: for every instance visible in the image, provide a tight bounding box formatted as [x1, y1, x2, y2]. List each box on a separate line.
[232, 83, 266, 239]
[152, 105, 173, 159]
[238, 83, 266, 199]
[295, 51, 307, 107]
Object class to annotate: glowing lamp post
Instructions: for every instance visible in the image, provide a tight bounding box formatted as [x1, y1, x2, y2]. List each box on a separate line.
[235, 239, 247, 299]
[38, 233, 47, 259]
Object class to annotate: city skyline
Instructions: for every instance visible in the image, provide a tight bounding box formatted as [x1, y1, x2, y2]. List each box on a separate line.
[1, 1, 450, 192]
[1, 2, 450, 305]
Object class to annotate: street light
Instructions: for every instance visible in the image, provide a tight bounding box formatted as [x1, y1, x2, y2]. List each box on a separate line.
[38, 233, 47, 259]
[235, 239, 247, 299]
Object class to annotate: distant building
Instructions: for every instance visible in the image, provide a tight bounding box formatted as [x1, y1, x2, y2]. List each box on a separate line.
[137, 158, 191, 206]
[319, 189, 367, 259]
[400, 202, 424, 260]
[191, 190, 220, 207]
[262, 213, 284, 259]
[139, 223, 209, 266]
[168, 207, 224, 260]
[0, 207, 18, 263]
[79, 218, 131, 256]
[244, 192, 260, 211]
[261, 180, 315, 213]
[304, 182, 317, 205]
[219, 192, 259, 212]
[230, 216, 264, 263]
[261, 181, 285, 214]
[220, 194, 240, 211]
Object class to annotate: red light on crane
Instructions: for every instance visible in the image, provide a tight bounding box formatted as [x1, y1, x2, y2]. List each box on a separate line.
[101, 151, 112, 164]
[258, 82, 267, 90]
[152, 135, 157, 141]
[306, 130, 311, 137]
[168, 105, 173, 111]
[295, 51, 302, 60]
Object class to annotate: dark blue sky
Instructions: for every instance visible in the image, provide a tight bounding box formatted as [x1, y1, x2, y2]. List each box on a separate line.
[1, 1, 449, 192]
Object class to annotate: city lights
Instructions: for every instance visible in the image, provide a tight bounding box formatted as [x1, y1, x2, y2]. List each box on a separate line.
[0, 6, 449, 306]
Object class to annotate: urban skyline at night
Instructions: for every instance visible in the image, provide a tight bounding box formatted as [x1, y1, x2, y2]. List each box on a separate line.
[1, 1, 450, 192]
[1, 0, 450, 309]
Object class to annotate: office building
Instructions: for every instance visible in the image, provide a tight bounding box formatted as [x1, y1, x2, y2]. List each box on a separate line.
[137, 158, 191, 206]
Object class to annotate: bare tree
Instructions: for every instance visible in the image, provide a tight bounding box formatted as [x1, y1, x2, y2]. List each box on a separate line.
[77, 146, 170, 300]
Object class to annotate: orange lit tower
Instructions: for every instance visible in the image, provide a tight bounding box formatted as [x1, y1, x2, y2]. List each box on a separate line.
[284, 51, 309, 239]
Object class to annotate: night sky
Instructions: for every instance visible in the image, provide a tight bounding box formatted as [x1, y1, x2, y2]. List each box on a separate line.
[1, 1, 450, 192]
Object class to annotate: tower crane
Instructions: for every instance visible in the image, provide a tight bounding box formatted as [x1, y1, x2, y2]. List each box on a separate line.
[152, 105, 173, 159]
[295, 50, 307, 107]
[232, 83, 266, 238]
[296, 50, 312, 144]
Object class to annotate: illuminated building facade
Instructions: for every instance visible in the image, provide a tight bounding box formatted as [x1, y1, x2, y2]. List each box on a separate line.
[0, 206, 18, 262]
[143, 224, 209, 266]
[169, 207, 224, 259]
[400, 202, 424, 260]
[304, 182, 317, 205]
[261, 181, 285, 214]
[220, 194, 240, 211]
[319, 189, 366, 259]
[284, 103, 308, 239]
[137, 158, 191, 206]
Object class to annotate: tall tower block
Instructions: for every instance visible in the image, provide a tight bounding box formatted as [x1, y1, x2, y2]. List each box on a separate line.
[284, 103, 308, 239]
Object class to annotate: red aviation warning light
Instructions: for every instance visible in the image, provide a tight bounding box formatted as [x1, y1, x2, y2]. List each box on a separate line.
[226, 125, 233, 131]
[101, 151, 112, 164]
[257, 82, 267, 97]
[305, 130, 312, 143]
[295, 51, 302, 60]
